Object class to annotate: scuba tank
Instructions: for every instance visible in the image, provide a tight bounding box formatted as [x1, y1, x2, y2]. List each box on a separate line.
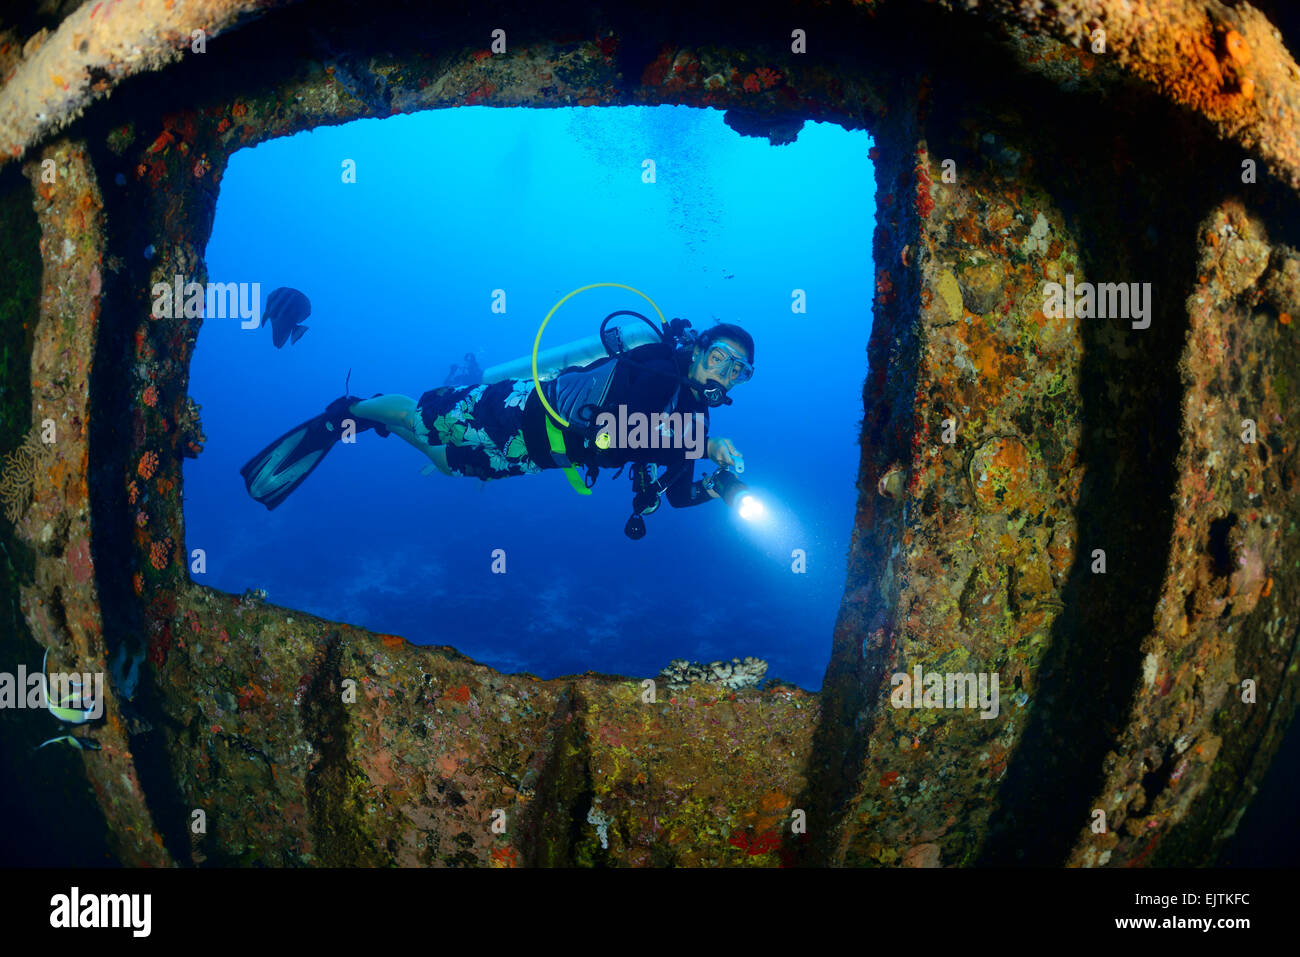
[481, 311, 727, 409]
[480, 315, 665, 384]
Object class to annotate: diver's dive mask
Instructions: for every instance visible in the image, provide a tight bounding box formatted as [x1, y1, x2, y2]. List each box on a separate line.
[702, 341, 754, 386]
[693, 340, 753, 407]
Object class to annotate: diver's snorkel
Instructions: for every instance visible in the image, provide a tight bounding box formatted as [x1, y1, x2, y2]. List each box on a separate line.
[704, 467, 765, 520]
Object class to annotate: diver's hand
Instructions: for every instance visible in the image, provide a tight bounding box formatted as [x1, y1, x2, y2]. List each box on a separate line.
[708, 437, 740, 469]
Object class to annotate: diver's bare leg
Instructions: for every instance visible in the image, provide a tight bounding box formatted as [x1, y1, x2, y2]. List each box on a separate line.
[349, 395, 420, 433]
[348, 395, 452, 475]
[425, 444, 452, 476]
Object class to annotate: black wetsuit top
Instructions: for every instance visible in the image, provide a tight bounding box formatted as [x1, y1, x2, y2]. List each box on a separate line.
[521, 342, 716, 507]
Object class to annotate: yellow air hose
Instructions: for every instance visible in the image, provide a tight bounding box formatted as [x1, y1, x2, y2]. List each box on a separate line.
[531, 283, 666, 495]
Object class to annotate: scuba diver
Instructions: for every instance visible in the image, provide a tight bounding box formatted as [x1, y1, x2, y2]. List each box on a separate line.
[443, 352, 482, 386]
[240, 314, 757, 538]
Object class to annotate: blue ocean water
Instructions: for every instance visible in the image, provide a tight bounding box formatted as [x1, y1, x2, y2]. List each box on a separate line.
[186, 105, 875, 691]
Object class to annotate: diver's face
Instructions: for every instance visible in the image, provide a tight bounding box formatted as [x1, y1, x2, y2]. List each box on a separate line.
[690, 337, 752, 392]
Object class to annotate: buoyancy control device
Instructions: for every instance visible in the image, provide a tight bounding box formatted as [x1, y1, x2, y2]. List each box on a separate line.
[484, 310, 715, 535]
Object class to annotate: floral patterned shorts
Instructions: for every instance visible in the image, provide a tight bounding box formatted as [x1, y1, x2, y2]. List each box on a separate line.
[416, 379, 545, 480]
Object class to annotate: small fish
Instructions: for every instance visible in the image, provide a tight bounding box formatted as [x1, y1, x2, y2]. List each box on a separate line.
[723, 273, 735, 280]
[262, 286, 311, 348]
[50, 686, 90, 709]
[47, 701, 95, 724]
[35, 735, 101, 752]
[40, 648, 97, 724]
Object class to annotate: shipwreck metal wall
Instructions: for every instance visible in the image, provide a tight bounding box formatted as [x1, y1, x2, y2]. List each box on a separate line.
[0, 0, 1298, 867]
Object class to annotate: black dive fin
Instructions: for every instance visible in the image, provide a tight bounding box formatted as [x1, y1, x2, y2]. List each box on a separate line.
[240, 408, 345, 510]
[291, 325, 307, 345]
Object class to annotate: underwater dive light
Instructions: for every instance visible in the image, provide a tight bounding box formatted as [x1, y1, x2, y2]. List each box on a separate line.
[737, 493, 766, 521]
[707, 468, 765, 521]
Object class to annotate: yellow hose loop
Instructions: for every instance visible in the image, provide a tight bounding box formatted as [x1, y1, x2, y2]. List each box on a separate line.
[532, 283, 666, 428]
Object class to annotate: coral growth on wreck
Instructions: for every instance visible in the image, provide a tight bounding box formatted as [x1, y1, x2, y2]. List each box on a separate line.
[0, 428, 53, 523]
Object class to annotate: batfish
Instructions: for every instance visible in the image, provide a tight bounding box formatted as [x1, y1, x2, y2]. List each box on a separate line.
[262, 286, 311, 348]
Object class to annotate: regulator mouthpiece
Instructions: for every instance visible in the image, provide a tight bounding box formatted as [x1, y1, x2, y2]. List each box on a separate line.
[700, 379, 733, 407]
